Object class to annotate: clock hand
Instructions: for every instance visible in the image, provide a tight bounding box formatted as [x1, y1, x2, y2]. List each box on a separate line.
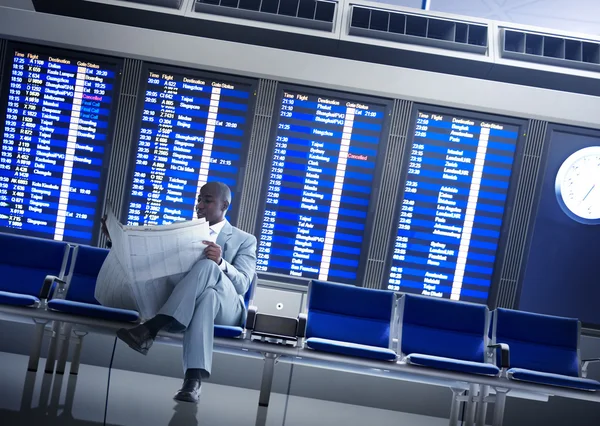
[581, 184, 596, 203]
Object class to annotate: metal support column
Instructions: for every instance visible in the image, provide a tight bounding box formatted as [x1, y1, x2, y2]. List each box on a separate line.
[476, 384, 490, 426]
[56, 323, 73, 374]
[28, 319, 48, 371]
[492, 388, 509, 426]
[69, 331, 87, 375]
[464, 383, 478, 426]
[449, 388, 466, 426]
[255, 353, 278, 426]
[44, 321, 62, 373]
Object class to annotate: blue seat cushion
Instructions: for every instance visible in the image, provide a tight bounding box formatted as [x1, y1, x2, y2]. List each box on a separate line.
[214, 325, 244, 338]
[406, 354, 500, 376]
[47, 299, 139, 323]
[508, 368, 600, 391]
[0, 291, 39, 307]
[306, 337, 397, 361]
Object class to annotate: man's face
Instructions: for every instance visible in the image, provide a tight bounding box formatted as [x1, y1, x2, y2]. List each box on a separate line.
[195, 185, 226, 224]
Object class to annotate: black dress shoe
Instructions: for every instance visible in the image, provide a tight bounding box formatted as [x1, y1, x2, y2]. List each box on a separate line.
[116, 325, 154, 355]
[174, 379, 202, 403]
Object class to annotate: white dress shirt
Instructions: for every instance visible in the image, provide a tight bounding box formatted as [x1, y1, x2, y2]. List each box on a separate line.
[208, 220, 227, 272]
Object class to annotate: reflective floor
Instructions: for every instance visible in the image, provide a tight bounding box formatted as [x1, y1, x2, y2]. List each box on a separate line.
[0, 351, 449, 426]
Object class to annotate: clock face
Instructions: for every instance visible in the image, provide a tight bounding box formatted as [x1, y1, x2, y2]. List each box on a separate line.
[555, 146, 600, 225]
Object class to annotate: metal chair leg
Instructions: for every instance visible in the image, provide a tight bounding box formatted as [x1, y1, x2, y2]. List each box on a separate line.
[255, 353, 278, 426]
[449, 388, 466, 426]
[476, 384, 489, 426]
[70, 331, 87, 375]
[56, 323, 73, 375]
[38, 370, 54, 409]
[47, 373, 65, 416]
[28, 320, 48, 372]
[44, 321, 62, 374]
[492, 388, 509, 426]
[20, 371, 37, 412]
[464, 383, 478, 426]
[64, 373, 79, 415]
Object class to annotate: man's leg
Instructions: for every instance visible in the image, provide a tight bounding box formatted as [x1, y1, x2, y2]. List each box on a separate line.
[116, 259, 222, 355]
[175, 273, 243, 402]
[157, 259, 222, 328]
[172, 288, 218, 403]
[182, 288, 218, 377]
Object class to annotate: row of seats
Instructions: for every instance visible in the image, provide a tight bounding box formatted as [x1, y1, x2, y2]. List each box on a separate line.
[1, 231, 599, 426]
[0, 232, 255, 338]
[302, 280, 600, 392]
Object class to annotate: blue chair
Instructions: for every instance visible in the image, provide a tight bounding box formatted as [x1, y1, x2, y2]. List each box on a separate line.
[492, 308, 600, 391]
[397, 295, 501, 426]
[397, 294, 499, 376]
[47, 245, 139, 323]
[301, 280, 397, 361]
[43, 244, 139, 374]
[0, 232, 71, 372]
[0, 232, 69, 308]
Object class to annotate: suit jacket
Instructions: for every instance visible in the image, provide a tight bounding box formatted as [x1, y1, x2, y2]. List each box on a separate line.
[215, 220, 257, 308]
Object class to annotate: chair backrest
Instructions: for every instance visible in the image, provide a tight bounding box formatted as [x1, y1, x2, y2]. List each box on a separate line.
[493, 308, 580, 377]
[305, 280, 395, 348]
[0, 233, 69, 297]
[64, 245, 110, 305]
[399, 294, 489, 363]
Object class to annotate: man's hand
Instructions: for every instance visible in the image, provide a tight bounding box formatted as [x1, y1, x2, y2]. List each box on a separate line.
[100, 215, 111, 241]
[203, 241, 223, 265]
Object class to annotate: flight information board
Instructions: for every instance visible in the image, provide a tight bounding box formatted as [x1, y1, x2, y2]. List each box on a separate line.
[385, 109, 522, 303]
[0, 45, 121, 244]
[256, 87, 391, 285]
[124, 67, 256, 226]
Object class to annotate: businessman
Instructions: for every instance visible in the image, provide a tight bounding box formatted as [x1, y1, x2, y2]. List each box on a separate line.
[101, 182, 257, 403]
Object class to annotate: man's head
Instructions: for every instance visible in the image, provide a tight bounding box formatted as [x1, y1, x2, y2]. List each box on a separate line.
[196, 182, 231, 225]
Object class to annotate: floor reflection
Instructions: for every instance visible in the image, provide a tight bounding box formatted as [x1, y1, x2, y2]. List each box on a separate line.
[0, 350, 448, 426]
[167, 403, 198, 426]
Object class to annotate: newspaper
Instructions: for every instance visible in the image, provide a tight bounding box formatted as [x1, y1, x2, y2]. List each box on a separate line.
[95, 206, 210, 319]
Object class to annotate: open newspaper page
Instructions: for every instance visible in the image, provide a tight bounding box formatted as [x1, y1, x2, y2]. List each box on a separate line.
[98, 206, 210, 319]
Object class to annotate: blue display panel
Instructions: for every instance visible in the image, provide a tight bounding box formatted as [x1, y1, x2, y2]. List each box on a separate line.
[0, 44, 121, 245]
[385, 109, 523, 303]
[518, 126, 600, 329]
[256, 87, 392, 285]
[124, 66, 256, 226]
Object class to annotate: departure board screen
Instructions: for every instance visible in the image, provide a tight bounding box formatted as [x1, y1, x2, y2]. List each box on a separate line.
[124, 66, 256, 226]
[256, 87, 391, 285]
[0, 45, 121, 244]
[385, 109, 523, 303]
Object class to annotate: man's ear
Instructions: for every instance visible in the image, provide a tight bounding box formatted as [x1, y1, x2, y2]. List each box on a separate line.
[222, 200, 230, 212]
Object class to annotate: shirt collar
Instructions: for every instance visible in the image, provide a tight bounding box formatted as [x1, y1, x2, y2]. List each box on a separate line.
[209, 219, 226, 236]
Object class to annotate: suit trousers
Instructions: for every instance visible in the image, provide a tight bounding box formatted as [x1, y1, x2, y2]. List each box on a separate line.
[157, 258, 244, 378]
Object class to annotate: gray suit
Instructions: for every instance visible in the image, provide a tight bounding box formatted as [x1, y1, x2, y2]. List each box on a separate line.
[160, 221, 256, 377]
[96, 220, 257, 378]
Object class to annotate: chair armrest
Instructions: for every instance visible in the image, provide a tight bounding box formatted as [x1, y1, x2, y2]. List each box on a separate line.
[39, 275, 66, 301]
[581, 358, 600, 378]
[296, 313, 307, 338]
[246, 305, 258, 330]
[488, 343, 510, 369]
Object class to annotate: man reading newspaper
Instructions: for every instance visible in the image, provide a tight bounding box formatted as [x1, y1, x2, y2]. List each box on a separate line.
[95, 182, 257, 403]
